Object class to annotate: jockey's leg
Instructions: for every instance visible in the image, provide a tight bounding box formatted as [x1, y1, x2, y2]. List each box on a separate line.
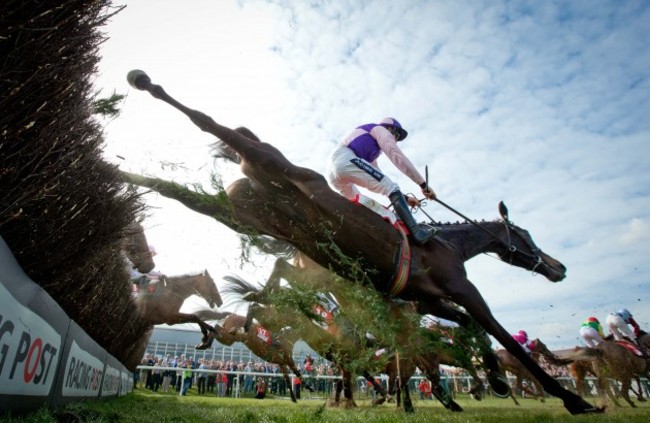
[389, 190, 435, 245]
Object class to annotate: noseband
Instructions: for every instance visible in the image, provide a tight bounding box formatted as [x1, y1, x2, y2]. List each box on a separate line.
[501, 221, 545, 273]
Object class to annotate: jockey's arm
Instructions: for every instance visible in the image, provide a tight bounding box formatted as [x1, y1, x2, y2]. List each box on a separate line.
[371, 126, 426, 188]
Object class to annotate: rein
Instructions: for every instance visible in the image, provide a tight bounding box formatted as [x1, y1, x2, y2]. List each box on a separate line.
[415, 197, 546, 273]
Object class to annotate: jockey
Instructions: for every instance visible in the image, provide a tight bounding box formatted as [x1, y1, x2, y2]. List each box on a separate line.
[327, 117, 437, 245]
[605, 308, 641, 342]
[512, 330, 534, 353]
[579, 317, 605, 348]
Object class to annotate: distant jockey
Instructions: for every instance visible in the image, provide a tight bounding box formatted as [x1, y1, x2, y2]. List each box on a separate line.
[512, 330, 534, 353]
[605, 308, 641, 342]
[579, 317, 605, 348]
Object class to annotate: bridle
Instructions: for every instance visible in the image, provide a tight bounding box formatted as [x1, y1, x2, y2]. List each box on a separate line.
[413, 197, 548, 274]
[500, 220, 545, 273]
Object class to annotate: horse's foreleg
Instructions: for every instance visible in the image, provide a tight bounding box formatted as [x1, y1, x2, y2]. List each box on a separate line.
[161, 313, 215, 349]
[280, 366, 297, 403]
[619, 378, 636, 408]
[448, 277, 601, 415]
[363, 371, 388, 405]
[416, 358, 463, 412]
[401, 374, 415, 413]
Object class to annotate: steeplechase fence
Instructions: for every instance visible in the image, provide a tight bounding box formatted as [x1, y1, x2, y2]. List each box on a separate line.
[0, 237, 133, 413]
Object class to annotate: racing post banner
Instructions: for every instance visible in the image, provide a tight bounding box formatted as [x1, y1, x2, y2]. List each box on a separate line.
[0, 237, 133, 413]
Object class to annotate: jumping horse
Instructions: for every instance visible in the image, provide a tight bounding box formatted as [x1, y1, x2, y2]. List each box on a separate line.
[134, 270, 223, 349]
[208, 313, 302, 403]
[123, 70, 601, 415]
[224, 275, 390, 409]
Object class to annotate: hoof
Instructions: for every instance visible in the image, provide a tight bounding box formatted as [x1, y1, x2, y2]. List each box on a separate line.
[448, 401, 463, 412]
[372, 398, 386, 406]
[127, 70, 150, 90]
[487, 372, 511, 398]
[564, 397, 605, 415]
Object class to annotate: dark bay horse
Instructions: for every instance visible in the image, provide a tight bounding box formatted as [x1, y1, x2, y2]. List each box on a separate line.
[564, 340, 650, 408]
[134, 270, 222, 349]
[123, 70, 600, 414]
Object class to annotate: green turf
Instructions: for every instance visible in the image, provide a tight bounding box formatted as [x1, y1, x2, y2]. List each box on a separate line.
[2, 389, 649, 422]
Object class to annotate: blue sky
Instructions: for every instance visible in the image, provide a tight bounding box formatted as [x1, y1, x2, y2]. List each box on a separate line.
[96, 0, 650, 350]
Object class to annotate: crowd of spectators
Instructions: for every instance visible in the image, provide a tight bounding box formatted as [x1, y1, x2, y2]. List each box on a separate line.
[135, 352, 614, 400]
[135, 352, 343, 398]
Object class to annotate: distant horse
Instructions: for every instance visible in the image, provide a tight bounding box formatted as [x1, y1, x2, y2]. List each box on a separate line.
[134, 270, 222, 349]
[209, 313, 302, 403]
[563, 339, 650, 407]
[124, 70, 600, 414]
[496, 338, 570, 405]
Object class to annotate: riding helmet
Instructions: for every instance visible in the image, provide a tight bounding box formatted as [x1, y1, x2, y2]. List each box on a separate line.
[587, 317, 599, 323]
[617, 308, 632, 320]
[379, 117, 408, 141]
[518, 330, 528, 338]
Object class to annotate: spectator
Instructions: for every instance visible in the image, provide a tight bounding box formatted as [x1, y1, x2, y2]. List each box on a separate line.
[418, 379, 432, 400]
[255, 378, 267, 399]
[197, 359, 207, 395]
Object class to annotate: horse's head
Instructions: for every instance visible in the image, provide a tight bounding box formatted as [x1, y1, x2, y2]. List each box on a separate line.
[495, 202, 566, 282]
[202, 269, 223, 308]
[123, 222, 156, 274]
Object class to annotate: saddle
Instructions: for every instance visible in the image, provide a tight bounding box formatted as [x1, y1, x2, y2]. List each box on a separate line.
[616, 340, 644, 357]
[352, 194, 412, 297]
[131, 274, 163, 295]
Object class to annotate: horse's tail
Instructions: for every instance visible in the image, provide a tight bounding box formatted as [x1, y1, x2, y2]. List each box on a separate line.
[560, 347, 603, 362]
[242, 235, 298, 259]
[221, 274, 265, 303]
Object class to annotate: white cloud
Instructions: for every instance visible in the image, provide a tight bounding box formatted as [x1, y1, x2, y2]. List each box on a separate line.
[97, 0, 650, 350]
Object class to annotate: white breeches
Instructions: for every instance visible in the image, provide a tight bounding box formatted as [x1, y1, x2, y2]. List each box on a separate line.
[579, 326, 604, 347]
[606, 313, 635, 341]
[327, 146, 399, 199]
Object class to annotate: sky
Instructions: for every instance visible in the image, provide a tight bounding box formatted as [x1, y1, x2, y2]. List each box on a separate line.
[95, 0, 650, 351]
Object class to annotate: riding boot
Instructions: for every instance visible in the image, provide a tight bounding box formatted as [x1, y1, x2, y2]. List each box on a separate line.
[389, 190, 435, 245]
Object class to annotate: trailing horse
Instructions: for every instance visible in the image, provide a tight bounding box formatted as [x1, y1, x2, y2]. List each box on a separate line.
[122, 70, 601, 415]
[209, 313, 302, 403]
[496, 338, 571, 405]
[134, 270, 223, 349]
[563, 339, 650, 408]
[224, 275, 396, 409]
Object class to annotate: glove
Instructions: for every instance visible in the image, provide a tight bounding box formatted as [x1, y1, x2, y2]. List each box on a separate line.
[421, 185, 436, 200]
[406, 195, 421, 207]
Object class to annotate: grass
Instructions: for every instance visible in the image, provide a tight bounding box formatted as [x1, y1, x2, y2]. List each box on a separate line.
[2, 389, 649, 423]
